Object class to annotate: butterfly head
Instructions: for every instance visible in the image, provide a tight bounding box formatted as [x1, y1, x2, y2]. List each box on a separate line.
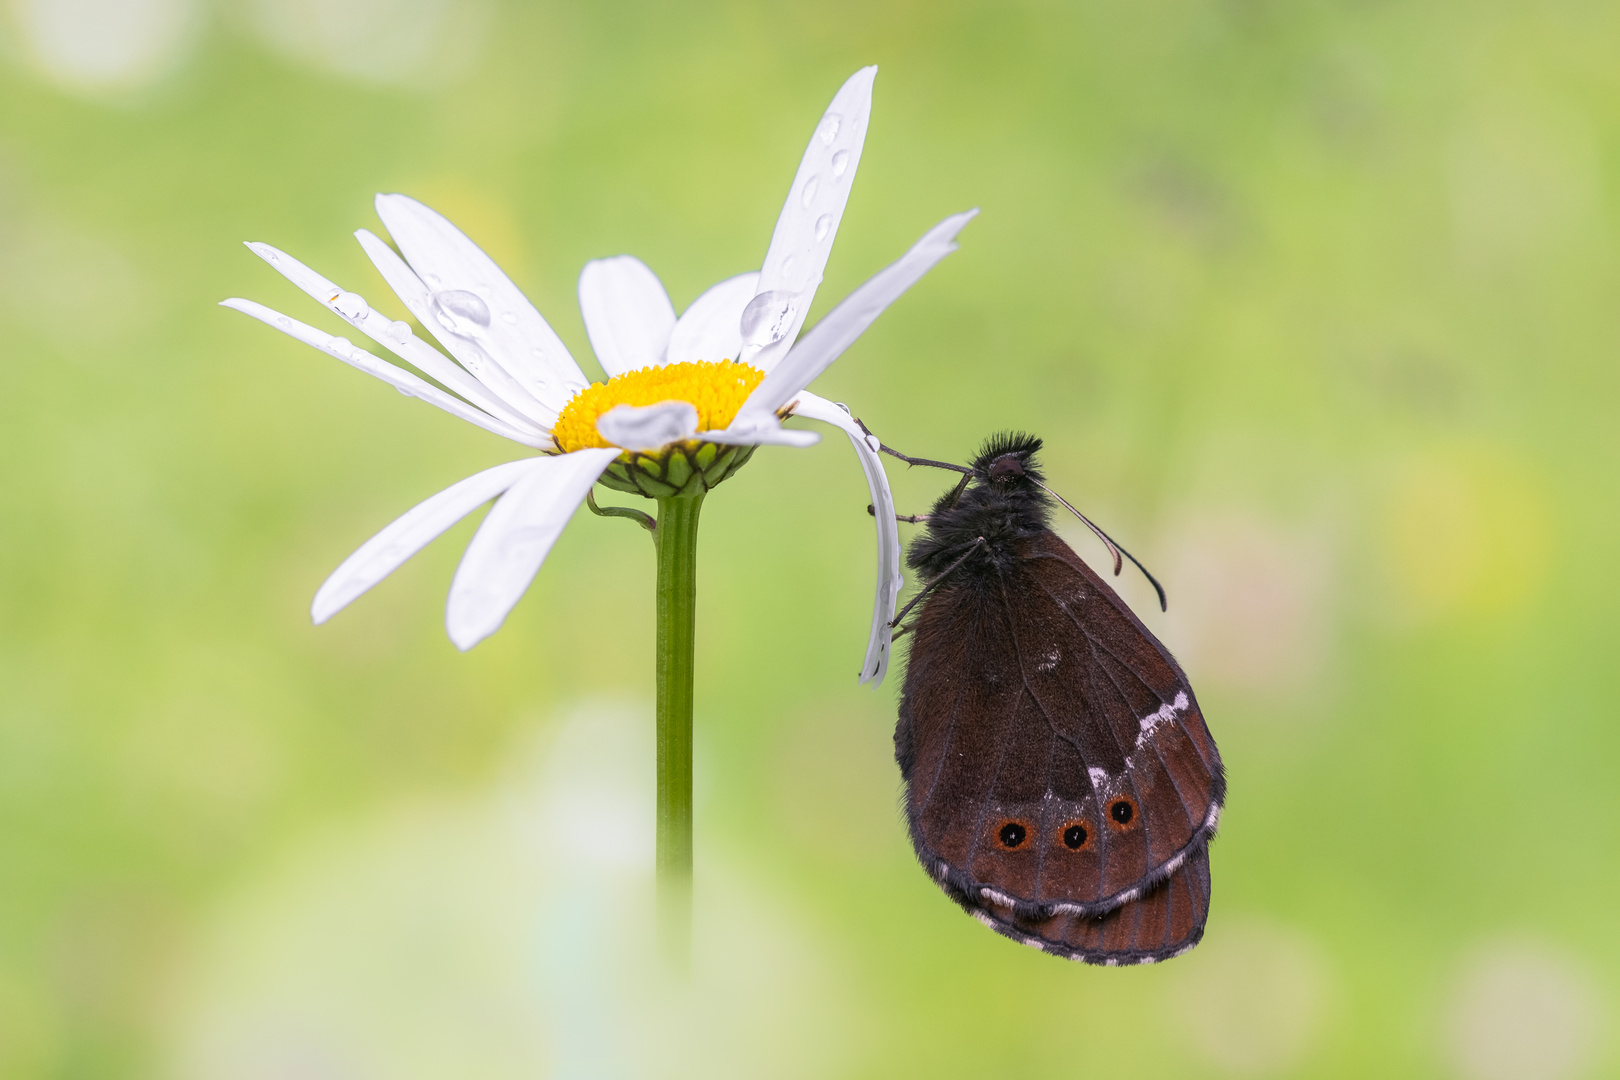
[970, 432, 1046, 490]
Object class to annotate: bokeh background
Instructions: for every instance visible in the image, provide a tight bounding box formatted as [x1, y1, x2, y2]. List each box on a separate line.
[2, 0, 1618, 1076]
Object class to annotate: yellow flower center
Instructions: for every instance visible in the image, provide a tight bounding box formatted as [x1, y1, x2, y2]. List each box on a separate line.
[551, 360, 765, 453]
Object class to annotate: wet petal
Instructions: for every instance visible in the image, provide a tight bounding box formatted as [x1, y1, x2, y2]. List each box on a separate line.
[665, 271, 758, 366]
[578, 255, 677, 377]
[698, 423, 820, 448]
[312, 458, 544, 624]
[355, 228, 558, 427]
[445, 447, 622, 650]
[221, 298, 550, 448]
[244, 240, 546, 436]
[790, 391, 901, 685]
[744, 67, 876, 373]
[374, 193, 589, 414]
[734, 209, 977, 430]
[596, 400, 699, 452]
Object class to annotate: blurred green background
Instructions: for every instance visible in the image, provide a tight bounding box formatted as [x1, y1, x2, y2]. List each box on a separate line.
[2, 0, 1618, 1076]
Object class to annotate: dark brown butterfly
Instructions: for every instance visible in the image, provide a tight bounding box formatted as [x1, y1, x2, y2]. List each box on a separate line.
[888, 432, 1224, 965]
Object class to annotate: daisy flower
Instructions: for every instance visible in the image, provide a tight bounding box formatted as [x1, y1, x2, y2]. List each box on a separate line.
[222, 67, 973, 683]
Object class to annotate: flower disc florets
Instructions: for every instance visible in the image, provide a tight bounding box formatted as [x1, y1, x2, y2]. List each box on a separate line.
[552, 359, 765, 497]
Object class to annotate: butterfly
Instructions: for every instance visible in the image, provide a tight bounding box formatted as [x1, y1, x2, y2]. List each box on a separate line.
[883, 431, 1225, 965]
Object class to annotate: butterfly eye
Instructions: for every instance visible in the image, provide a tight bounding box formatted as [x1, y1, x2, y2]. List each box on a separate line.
[1062, 823, 1089, 850]
[997, 821, 1028, 848]
[1108, 798, 1137, 828]
[987, 455, 1025, 482]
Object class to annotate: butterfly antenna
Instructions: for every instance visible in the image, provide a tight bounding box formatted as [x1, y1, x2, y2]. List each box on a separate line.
[1033, 480, 1169, 612]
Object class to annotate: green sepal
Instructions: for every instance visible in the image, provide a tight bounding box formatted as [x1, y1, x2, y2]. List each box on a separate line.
[593, 441, 756, 500]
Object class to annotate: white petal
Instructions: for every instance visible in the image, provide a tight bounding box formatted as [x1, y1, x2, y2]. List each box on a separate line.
[665, 271, 759, 366]
[578, 255, 677, 377]
[355, 229, 560, 427]
[596, 400, 699, 451]
[374, 193, 590, 414]
[743, 66, 876, 373]
[697, 423, 820, 448]
[313, 458, 543, 624]
[244, 241, 546, 436]
[445, 447, 621, 650]
[733, 209, 977, 430]
[221, 298, 550, 448]
[789, 391, 902, 686]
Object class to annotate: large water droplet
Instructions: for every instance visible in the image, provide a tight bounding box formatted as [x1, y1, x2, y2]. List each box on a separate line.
[330, 291, 369, 320]
[814, 213, 834, 242]
[800, 174, 820, 208]
[818, 113, 841, 145]
[739, 290, 800, 348]
[431, 289, 492, 336]
[388, 320, 413, 342]
[831, 149, 849, 177]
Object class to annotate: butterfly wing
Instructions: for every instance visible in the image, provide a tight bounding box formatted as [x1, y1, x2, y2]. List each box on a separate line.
[897, 527, 1223, 957]
[981, 842, 1212, 965]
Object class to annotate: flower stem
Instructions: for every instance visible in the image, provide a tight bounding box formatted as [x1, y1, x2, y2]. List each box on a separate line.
[654, 491, 703, 969]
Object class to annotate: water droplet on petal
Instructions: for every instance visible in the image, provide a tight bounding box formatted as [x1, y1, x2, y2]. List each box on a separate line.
[531, 347, 546, 359]
[818, 113, 841, 145]
[276, 316, 293, 329]
[388, 320, 413, 341]
[800, 174, 820, 208]
[329, 336, 352, 354]
[501, 310, 518, 324]
[331, 291, 369, 320]
[831, 149, 849, 177]
[431, 289, 492, 336]
[474, 284, 493, 299]
[814, 213, 833, 242]
[781, 254, 796, 278]
[739, 290, 800, 348]
[423, 273, 442, 288]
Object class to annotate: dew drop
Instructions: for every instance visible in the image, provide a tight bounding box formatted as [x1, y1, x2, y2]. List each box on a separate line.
[501, 310, 518, 324]
[739, 290, 800, 347]
[329, 336, 352, 354]
[831, 149, 849, 177]
[800, 174, 820, 208]
[276, 316, 293, 329]
[531, 347, 546, 359]
[331, 291, 369, 320]
[388, 320, 413, 341]
[780, 254, 796, 278]
[431, 289, 492, 336]
[423, 273, 442, 288]
[814, 213, 833, 242]
[818, 113, 841, 145]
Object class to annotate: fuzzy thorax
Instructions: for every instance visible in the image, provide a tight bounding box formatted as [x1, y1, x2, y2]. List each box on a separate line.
[552, 360, 765, 498]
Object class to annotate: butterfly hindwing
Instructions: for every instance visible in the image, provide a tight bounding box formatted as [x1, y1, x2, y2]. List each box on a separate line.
[898, 529, 1223, 927]
[978, 843, 1212, 965]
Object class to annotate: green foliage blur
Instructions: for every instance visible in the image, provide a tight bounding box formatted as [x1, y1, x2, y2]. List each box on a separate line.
[1, 0, 1617, 1076]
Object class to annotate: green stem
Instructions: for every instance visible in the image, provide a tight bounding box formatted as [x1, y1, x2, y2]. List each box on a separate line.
[654, 491, 703, 968]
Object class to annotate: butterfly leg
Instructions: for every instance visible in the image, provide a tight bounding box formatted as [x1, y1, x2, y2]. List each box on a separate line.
[890, 537, 986, 628]
[868, 504, 931, 524]
[852, 417, 974, 476]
